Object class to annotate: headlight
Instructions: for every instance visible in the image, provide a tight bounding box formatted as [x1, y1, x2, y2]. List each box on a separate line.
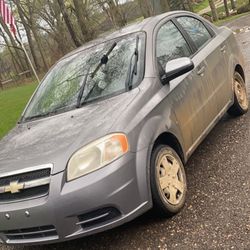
[67, 133, 129, 181]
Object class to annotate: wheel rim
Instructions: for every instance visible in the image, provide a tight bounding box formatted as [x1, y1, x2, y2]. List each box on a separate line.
[156, 152, 185, 206]
[234, 79, 248, 110]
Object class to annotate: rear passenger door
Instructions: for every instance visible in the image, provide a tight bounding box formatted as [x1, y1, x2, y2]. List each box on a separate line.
[176, 16, 230, 120]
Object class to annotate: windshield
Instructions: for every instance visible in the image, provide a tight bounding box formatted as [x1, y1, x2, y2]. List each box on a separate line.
[22, 32, 145, 122]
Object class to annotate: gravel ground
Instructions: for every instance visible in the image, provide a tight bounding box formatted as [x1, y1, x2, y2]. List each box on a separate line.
[1, 14, 250, 250]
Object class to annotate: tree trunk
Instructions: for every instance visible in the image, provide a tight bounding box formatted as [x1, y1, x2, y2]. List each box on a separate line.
[57, 0, 81, 47]
[230, 0, 236, 10]
[47, 0, 74, 54]
[182, 0, 194, 11]
[160, 0, 170, 12]
[20, 22, 40, 71]
[15, 17, 31, 77]
[105, 0, 127, 27]
[208, 0, 219, 21]
[0, 29, 19, 75]
[152, 0, 170, 15]
[72, 0, 92, 42]
[14, 1, 42, 72]
[31, 27, 49, 70]
[137, 0, 153, 18]
[223, 0, 230, 17]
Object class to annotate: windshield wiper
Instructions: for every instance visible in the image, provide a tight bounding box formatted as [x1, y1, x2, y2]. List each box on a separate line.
[125, 36, 139, 91]
[82, 42, 117, 103]
[76, 66, 91, 108]
[91, 42, 117, 79]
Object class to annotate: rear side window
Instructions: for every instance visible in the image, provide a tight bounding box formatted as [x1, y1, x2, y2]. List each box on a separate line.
[156, 21, 191, 71]
[177, 16, 212, 49]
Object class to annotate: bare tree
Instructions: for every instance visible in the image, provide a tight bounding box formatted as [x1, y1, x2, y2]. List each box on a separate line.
[57, 0, 82, 47]
[72, 0, 93, 42]
[3, 0, 240, 84]
[0, 15, 28, 72]
[153, 0, 170, 15]
[38, 0, 74, 56]
[182, 0, 194, 11]
[96, 0, 127, 28]
[0, 28, 20, 75]
[223, 0, 230, 17]
[137, 0, 153, 18]
[13, 0, 49, 71]
[208, 0, 219, 21]
[230, 0, 236, 10]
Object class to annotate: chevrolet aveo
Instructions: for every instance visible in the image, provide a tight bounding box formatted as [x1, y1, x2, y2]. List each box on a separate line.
[0, 11, 248, 245]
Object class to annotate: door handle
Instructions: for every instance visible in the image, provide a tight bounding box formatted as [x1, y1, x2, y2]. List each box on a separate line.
[197, 66, 206, 76]
[220, 45, 226, 53]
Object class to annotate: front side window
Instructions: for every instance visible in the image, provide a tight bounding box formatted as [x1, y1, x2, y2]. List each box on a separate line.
[177, 16, 212, 49]
[156, 21, 191, 72]
[22, 32, 145, 122]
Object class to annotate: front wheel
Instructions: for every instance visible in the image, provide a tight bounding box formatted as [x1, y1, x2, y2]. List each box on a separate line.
[150, 145, 187, 216]
[228, 72, 249, 117]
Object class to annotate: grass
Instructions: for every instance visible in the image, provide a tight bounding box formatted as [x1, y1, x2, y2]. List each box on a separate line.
[236, 0, 250, 7]
[215, 12, 250, 25]
[193, 0, 209, 13]
[205, 3, 233, 16]
[193, 0, 249, 15]
[0, 83, 37, 139]
[205, 0, 249, 16]
[196, 0, 250, 25]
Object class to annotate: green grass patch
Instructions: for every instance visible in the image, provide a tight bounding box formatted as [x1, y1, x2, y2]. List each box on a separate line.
[215, 12, 250, 25]
[205, 0, 249, 16]
[0, 84, 37, 139]
[236, 0, 250, 6]
[205, 3, 232, 16]
[193, 0, 209, 13]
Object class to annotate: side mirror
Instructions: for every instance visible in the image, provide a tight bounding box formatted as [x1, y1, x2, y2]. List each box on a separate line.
[164, 57, 194, 83]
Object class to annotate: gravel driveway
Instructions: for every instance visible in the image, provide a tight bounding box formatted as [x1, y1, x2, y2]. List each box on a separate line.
[1, 14, 250, 250]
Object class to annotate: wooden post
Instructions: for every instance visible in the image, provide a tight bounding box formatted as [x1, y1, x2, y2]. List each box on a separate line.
[18, 38, 40, 83]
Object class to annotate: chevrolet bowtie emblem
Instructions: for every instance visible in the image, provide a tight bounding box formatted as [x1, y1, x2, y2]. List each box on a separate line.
[4, 181, 24, 194]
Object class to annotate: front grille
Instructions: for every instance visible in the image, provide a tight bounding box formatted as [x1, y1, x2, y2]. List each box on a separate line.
[0, 169, 50, 186]
[2, 225, 58, 241]
[77, 207, 121, 229]
[0, 168, 51, 203]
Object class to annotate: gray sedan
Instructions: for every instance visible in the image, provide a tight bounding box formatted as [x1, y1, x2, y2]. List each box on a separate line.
[0, 11, 248, 245]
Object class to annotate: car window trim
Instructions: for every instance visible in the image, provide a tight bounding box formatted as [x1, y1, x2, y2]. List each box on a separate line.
[173, 15, 216, 55]
[171, 18, 197, 54]
[153, 19, 194, 82]
[174, 13, 216, 37]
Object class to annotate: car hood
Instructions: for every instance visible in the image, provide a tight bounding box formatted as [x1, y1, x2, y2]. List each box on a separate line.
[0, 89, 139, 175]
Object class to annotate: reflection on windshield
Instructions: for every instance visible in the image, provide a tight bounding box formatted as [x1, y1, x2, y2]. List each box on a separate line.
[23, 33, 145, 122]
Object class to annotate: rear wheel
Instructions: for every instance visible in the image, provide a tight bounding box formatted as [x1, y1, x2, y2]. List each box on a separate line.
[228, 72, 249, 116]
[150, 145, 187, 216]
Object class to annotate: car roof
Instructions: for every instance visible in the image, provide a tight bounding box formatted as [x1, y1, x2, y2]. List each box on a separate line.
[62, 11, 190, 60]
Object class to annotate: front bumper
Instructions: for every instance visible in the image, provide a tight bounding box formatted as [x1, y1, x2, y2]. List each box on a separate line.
[0, 149, 151, 245]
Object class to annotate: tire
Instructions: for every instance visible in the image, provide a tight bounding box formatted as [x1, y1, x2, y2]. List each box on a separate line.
[228, 72, 249, 117]
[150, 145, 187, 216]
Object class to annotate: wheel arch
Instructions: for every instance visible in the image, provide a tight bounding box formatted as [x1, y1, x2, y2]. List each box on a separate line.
[152, 132, 185, 164]
[235, 64, 245, 82]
